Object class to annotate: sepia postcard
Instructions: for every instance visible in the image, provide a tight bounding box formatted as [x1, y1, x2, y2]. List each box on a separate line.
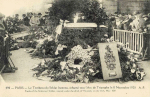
[0, 0, 150, 97]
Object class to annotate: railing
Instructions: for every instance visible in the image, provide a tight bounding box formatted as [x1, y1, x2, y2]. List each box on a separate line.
[113, 29, 144, 54]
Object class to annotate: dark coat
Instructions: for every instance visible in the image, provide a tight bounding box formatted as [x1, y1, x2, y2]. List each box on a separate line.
[23, 17, 30, 26]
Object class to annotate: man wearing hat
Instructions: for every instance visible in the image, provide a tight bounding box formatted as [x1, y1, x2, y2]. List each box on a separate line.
[30, 13, 40, 26]
[38, 13, 42, 18]
[22, 14, 30, 26]
[38, 13, 45, 26]
[123, 14, 133, 31]
[131, 11, 145, 32]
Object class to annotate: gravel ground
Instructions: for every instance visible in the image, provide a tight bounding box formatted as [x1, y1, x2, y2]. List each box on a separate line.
[1, 48, 43, 83]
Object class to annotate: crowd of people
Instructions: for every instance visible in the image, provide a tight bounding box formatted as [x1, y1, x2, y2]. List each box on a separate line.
[108, 12, 150, 33]
[4, 12, 47, 34]
[2, 11, 150, 38]
[23, 12, 46, 27]
[0, 11, 51, 72]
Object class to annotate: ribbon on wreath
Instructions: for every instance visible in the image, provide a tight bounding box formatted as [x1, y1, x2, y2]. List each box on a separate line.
[55, 19, 69, 41]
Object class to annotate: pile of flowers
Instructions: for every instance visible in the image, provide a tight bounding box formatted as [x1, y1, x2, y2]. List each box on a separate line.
[17, 27, 49, 49]
[66, 45, 94, 67]
[117, 43, 146, 81]
[31, 35, 146, 83]
[32, 45, 101, 82]
[9, 37, 20, 51]
[31, 27, 48, 40]
[6, 16, 24, 34]
[31, 38, 58, 58]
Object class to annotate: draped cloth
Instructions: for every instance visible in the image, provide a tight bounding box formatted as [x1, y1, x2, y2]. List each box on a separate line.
[55, 19, 70, 41]
[55, 19, 64, 41]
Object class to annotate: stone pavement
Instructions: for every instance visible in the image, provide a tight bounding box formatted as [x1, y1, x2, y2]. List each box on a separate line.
[1, 48, 43, 83]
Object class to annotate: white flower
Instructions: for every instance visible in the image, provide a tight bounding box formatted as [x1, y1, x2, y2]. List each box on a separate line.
[66, 45, 93, 70]
[89, 69, 94, 73]
[134, 58, 138, 62]
[110, 36, 114, 42]
[55, 44, 67, 55]
[131, 69, 136, 73]
[69, 70, 73, 74]
[62, 70, 67, 75]
[126, 61, 130, 65]
[127, 55, 131, 59]
[104, 34, 108, 37]
[106, 39, 110, 42]
[131, 58, 135, 62]
[132, 63, 136, 68]
[60, 61, 67, 71]
[48, 36, 53, 41]
[41, 59, 45, 66]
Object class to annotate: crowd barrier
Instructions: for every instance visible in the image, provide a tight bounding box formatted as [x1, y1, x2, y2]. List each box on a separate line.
[113, 29, 145, 54]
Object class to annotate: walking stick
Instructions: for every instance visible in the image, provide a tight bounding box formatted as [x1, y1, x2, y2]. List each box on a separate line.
[0, 65, 5, 74]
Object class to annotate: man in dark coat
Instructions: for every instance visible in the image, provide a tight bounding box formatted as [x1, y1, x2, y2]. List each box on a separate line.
[22, 14, 30, 26]
[123, 15, 133, 31]
[39, 16, 45, 26]
[38, 13, 45, 26]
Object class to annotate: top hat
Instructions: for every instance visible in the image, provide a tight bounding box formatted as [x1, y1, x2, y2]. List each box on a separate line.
[38, 13, 42, 16]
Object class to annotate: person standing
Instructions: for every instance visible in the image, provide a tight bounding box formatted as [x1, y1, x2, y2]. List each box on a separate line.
[131, 12, 145, 32]
[30, 13, 40, 32]
[0, 13, 7, 37]
[123, 14, 133, 31]
[13, 14, 20, 33]
[22, 14, 26, 24]
[38, 13, 45, 26]
[0, 13, 11, 72]
[22, 14, 30, 26]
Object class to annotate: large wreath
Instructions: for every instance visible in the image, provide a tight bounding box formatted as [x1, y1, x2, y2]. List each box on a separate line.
[32, 37, 146, 83]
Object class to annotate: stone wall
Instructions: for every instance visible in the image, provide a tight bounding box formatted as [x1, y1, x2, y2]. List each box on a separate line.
[118, 0, 149, 14]
[101, 0, 150, 14]
[102, 0, 118, 15]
